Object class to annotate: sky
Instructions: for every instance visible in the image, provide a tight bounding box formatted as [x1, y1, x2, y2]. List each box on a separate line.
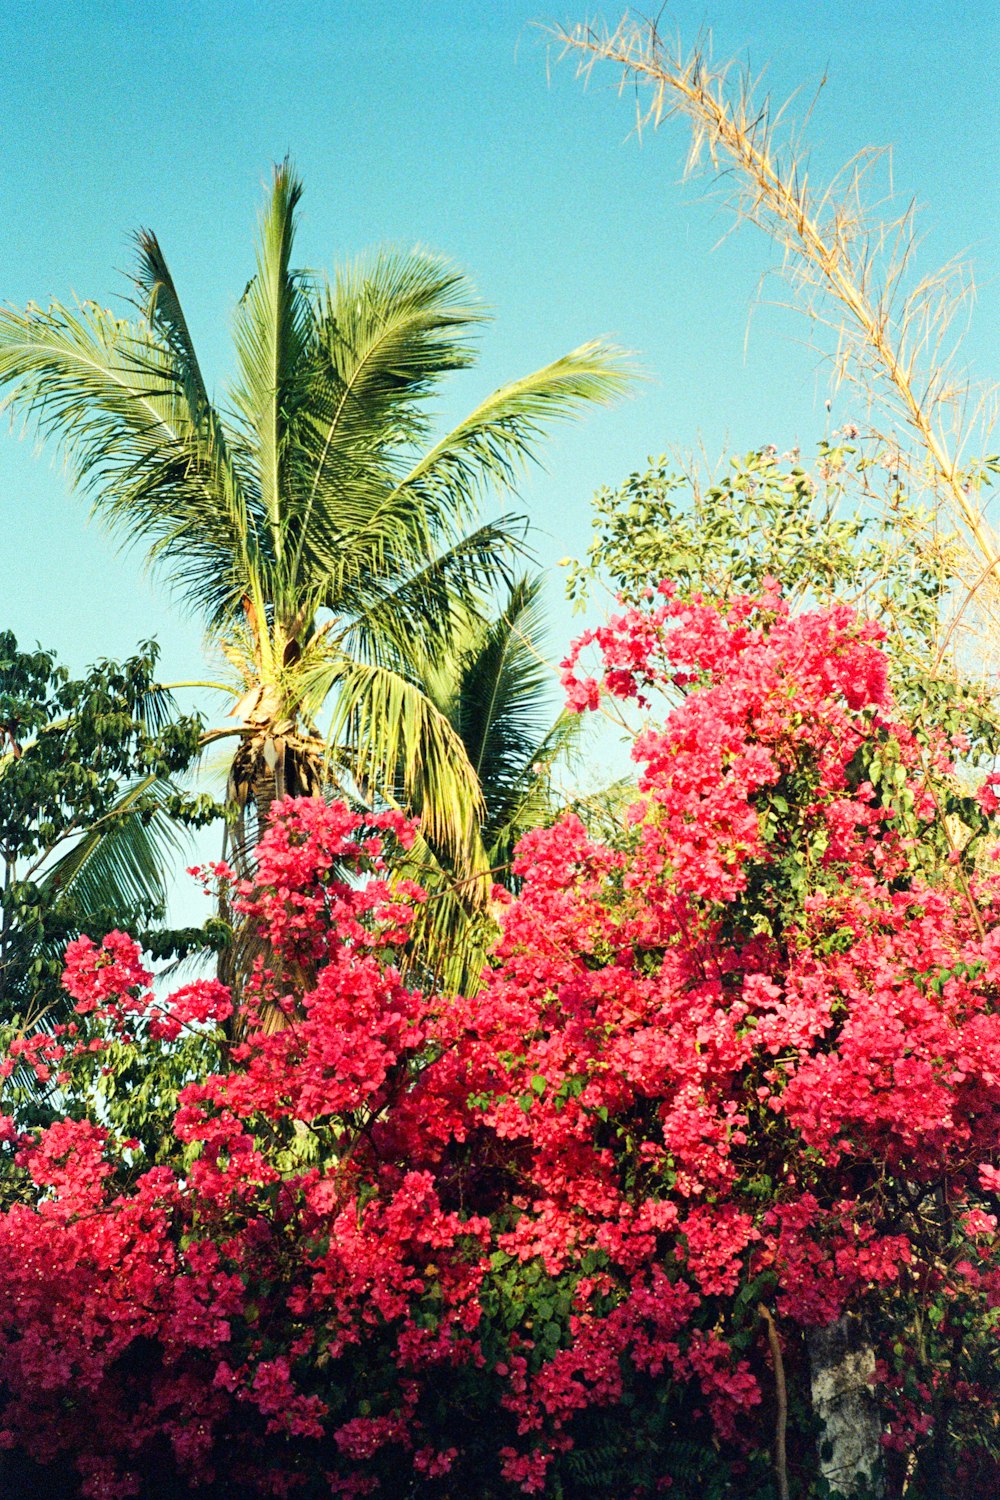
[1, 0, 997, 811]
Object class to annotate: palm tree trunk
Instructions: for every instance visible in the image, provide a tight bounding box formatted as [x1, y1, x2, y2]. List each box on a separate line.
[219, 737, 280, 1016]
[251, 746, 282, 835]
[222, 735, 319, 1035]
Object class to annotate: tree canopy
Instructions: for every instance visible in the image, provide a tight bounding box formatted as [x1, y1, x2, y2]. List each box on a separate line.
[0, 632, 217, 1035]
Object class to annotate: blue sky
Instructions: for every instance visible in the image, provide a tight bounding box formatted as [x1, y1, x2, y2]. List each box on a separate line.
[2, 0, 997, 691]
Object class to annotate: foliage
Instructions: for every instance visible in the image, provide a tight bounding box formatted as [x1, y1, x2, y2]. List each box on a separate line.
[401, 574, 585, 992]
[0, 163, 629, 908]
[565, 442, 948, 620]
[1, 594, 999, 1499]
[0, 631, 219, 1033]
[566, 441, 1000, 767]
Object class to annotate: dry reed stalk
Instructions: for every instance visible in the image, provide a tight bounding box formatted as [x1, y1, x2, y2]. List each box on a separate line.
[551, 13, 999, 666]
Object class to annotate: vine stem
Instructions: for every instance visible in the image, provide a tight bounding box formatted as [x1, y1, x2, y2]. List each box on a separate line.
[759, 1303, 790, 1500]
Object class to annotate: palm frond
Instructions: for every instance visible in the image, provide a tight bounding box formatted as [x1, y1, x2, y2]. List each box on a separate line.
[392, 574, 586, 991]
[484, 709, 584, 871]
[307, 247, 484, 470]
[133, 227, 255, 576]
[308, 652, 487, 874]
[231, 160, 314, 577]
[456, 576, 554, 780]
[42, 773, 189, 921]
[289, 474, 443, 621]
[389, 339, 634, 522]
[132, 681, 179, 737]
[337, 517, 526, 666]
[416, 575, 579, 853]
[132, 231, 212, 413]
[395, 829, 498, 995]
[285, 251, 488, 606]
[0, 299, 255, 624]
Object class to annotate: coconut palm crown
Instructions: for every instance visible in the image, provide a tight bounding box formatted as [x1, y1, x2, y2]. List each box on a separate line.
[0, 162, 629, 885]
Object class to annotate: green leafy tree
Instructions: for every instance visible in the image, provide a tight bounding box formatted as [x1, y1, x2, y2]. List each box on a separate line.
[0, 163, 628, 908]
[0, 632, 217, 1030]
[567, 440, 1000, 763]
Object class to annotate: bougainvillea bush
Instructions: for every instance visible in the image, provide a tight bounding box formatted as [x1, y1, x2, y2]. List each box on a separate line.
[1, 587, 999, 1500]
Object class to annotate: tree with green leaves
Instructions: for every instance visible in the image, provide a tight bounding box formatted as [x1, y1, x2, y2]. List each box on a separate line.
[0, 632, 217, 1030]
[567, 439, 1000, 764]
[0, 163, 628, 912]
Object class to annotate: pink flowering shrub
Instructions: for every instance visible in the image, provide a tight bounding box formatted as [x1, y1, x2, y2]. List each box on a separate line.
[1, 588, 999, 1499]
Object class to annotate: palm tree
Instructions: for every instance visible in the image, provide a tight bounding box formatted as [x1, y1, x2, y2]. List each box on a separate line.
[0, 163, 628, 907]
[399, 574, 585, 993]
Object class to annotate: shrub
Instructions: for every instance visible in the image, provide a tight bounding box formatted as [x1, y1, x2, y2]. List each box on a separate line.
[1, 589, 998, 1499]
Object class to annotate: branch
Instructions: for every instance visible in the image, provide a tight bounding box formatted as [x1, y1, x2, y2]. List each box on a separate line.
[759, 1303, 790, 1500]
